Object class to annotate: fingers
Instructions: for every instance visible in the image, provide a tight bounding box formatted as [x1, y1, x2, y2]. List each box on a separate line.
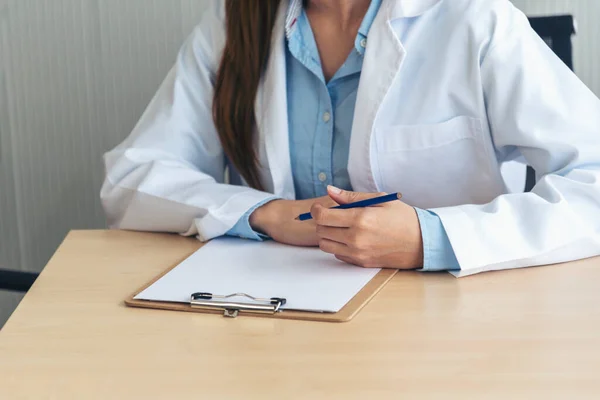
[318, 235, 381, 268]
[311, 204, 363, 228]
[335, 255, 356, 265]
[318, 238, 353, 258]
[315, 225, 352, 244]
[334, 254, 381, 269]
[313, 195, 338, 208]
[312, 189, 390, 268]
[319, 240, 387, 269]
[326, 185, 386, 206]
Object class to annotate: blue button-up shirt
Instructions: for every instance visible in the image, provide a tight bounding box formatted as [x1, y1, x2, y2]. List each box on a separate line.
[286, 1, 377, 198]
[228, 0, 459, 272]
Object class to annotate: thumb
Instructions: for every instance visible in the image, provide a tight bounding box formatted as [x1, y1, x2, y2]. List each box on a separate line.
[327, 185, 385, 205]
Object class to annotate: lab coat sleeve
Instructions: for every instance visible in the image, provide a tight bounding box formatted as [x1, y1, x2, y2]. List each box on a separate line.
[100, 4, 275, 241]
[431, 5, 600, 276]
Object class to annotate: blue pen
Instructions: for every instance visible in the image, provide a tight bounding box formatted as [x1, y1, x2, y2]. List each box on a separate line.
[296, 192, 403, 221]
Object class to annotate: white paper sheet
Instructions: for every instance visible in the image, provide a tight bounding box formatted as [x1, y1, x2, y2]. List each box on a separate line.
[135, 237, 380, 313]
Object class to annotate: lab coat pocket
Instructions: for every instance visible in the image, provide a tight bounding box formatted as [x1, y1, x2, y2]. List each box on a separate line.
[374, 116, 499, 209]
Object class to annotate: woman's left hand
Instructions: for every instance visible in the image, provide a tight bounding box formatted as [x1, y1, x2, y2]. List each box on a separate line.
[312, 186, 424, 270]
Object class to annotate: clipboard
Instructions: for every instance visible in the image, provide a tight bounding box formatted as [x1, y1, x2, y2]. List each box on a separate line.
[125, 257, 397, 323]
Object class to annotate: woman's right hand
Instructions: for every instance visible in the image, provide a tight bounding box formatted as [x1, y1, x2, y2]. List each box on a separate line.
[249, 197, 338, 247]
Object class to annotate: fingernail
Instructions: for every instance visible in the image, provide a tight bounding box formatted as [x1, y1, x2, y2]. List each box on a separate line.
[328, 185, 342, 194]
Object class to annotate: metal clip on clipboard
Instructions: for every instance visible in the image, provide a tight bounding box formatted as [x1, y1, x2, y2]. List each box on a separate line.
[190, 292, 287, 318]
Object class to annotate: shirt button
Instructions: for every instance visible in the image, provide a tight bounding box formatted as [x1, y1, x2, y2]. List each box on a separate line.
[360, 38, 367, 48]
[322, 112, 331, 123]
[318, 172, 327, 182]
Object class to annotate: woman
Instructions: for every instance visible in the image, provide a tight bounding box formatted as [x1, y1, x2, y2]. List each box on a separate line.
[101, 0, 600, 277]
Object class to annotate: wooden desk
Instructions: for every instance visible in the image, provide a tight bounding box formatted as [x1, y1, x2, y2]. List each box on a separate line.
[1, 231, 599, 399]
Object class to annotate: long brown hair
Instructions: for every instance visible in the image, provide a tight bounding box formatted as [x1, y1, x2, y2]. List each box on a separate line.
[212, 0, 282, 190]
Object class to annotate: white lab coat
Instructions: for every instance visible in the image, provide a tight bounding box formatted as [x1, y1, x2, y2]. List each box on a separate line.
[101, 0, 600, 277]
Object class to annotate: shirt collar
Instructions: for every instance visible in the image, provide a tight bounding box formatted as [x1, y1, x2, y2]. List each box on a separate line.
[356, 0, 382, 54]
[285, 0, 303, 39]
[285, 0, 383, 54]
[358, 0, 382, 38]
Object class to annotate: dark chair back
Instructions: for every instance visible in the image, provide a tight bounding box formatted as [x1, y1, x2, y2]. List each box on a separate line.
[525, 15, 576, 192]
[0, 270, 38, 292]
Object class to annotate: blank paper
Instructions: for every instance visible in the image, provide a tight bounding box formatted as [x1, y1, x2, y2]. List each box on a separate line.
[135, 237, 380, 313]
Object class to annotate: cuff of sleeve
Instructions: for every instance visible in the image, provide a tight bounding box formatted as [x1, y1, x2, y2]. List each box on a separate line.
[225, 197, 279, 241]
[415, 208, 460, 272]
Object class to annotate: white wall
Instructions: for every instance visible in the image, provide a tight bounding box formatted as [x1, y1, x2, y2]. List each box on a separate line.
[0, 0, 210, 326]
[0, 0, 23, 325]
[0, 0, 210, 271]
[511, 0, 600, 96]
[1, 0, 599, 327]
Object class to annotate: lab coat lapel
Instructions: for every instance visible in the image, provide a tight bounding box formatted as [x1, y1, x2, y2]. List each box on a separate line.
[390, 0, 442, 18]
[348, 0, 407, 192]
[255, 3, 295, 199]
[257, 0, 443, 197]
